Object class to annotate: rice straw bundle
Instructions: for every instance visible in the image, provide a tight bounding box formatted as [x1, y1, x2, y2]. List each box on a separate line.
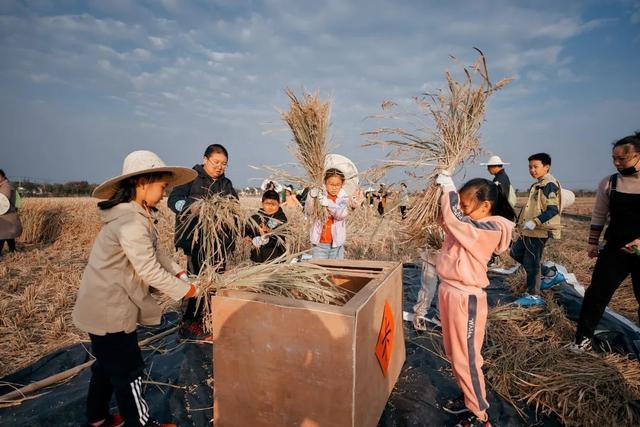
[484, 297, 640, 426]
[194, 260, 351, 331]
[276, 88, 332, 222]
[364, 49, 512, 246]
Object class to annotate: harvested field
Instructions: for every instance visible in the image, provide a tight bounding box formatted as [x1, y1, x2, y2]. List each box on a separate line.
[0, 196, 414, 376]
[1, 195, 638, 425]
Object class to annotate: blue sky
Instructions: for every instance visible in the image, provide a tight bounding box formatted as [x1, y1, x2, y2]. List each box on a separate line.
[1, 0, 639, 190]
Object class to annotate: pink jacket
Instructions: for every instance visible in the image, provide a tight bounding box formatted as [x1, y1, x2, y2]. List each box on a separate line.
[436, 185, 514, 291]
[306, 189, 350, 248]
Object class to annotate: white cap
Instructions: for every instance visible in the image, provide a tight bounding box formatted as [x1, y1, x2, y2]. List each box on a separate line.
[480, 155, 510, 166]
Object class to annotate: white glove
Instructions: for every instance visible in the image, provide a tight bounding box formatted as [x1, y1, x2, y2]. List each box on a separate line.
[252, 236, 269, 247]
[309, 188, 321, 198]
[435, 172, 454, 188]
[176, 271, 190, 282]
[319, 195, 330, 207]
[523, 220, 537, 231]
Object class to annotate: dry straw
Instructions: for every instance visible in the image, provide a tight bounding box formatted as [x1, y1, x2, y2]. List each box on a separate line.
[192, 260, 351, 332]
[484, 297, 640, 426]
[364, 48, 512, 246]
[259, 88, 332, 223]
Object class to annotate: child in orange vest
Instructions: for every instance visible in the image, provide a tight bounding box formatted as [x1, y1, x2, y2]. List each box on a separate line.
[434, 173, 515, 427]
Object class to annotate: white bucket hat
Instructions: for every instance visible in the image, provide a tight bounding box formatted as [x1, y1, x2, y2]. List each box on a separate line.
[480, 155, 510, 166]
[324, 153, 359, 196]
[92, 150, 198, 199]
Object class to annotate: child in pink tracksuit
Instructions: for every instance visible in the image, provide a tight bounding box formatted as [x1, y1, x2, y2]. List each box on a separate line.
[434, 174, 515, 427]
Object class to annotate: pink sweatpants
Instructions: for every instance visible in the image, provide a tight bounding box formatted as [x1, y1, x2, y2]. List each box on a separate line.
[438, 281, 489, 416]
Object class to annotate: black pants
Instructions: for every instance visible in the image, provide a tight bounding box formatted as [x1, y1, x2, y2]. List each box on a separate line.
[576, 247, 640, 341]
[399, 206, 407, 219]
[377, 202, 384, 216]
[510, 236, 547, 295]
[87, 331, 148, 427]
[0, 239, 16, 254]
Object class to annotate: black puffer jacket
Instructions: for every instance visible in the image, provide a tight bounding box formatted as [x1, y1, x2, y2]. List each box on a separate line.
[168, 164, 238, 258]
[245, 207, 288, 263]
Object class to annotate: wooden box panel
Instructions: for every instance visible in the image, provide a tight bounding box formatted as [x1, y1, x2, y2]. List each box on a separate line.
[212, 260, 405, 427]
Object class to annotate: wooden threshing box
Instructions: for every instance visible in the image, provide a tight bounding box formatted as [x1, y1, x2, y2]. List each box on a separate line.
[212, 260, 405, 427]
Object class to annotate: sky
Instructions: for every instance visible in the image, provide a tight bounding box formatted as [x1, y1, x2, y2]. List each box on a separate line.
[0, 0, 639, 190]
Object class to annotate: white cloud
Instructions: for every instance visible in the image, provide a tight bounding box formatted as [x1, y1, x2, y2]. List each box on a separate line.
[148, 36, 168, 49]
[30, 73, 66, 84]
[0, 0, 637, 188]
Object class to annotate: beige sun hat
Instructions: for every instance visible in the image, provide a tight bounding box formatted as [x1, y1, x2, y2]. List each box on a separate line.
[92, 150, 198, 199]
[480, 155, 510, 166]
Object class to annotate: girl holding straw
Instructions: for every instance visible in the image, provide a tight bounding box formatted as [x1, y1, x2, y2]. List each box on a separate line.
[306, 168, 350, 259]
[433, 172, 515, 427]
[73, 150, 201, 427]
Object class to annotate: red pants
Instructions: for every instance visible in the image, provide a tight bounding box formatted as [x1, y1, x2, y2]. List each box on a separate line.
[439, 282, 489, 416]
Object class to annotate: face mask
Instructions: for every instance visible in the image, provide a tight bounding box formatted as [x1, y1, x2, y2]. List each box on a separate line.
[619, 155, 640, 176]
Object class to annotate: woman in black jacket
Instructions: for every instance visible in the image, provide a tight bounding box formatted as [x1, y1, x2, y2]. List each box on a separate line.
[168, 144, 238, 339]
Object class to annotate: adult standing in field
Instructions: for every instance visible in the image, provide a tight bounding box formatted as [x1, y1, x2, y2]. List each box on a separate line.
[574, 132, 640, 351]
[398, 183, 409, 219]
[168, 144, 238, 340]
[0, 169, 22, 256]
[376, 183, 388, 216]
[480, 155, 517, 208]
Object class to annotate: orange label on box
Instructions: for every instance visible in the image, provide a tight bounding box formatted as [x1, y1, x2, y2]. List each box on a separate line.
[375, 300, 394, 377]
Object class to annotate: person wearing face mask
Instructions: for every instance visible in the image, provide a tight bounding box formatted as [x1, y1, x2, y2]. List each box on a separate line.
[574, 132, 640, 351]
[167, 144, 238, 340]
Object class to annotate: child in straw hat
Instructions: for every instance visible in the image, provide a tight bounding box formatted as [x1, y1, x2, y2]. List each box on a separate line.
[306, 168, 350, 259]
[73, 150, 201, 427]
[433, 173, 515, 427]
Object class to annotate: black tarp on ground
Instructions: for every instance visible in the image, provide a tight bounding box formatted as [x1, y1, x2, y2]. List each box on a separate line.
[1, 265, 639, 426]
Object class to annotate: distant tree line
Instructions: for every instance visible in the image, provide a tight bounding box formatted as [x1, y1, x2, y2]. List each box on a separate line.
[17, 180, 97, 197]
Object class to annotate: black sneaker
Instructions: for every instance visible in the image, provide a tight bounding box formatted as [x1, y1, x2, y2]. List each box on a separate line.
[442, 394, 470, 415]
[454, 413, 491, 427]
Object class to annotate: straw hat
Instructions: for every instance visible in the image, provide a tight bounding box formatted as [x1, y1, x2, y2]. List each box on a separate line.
[480, 155, 510, 166]
[0, 193, 9, 215]
[92, 150, 198, 199]
[324, 153, 359, 196]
